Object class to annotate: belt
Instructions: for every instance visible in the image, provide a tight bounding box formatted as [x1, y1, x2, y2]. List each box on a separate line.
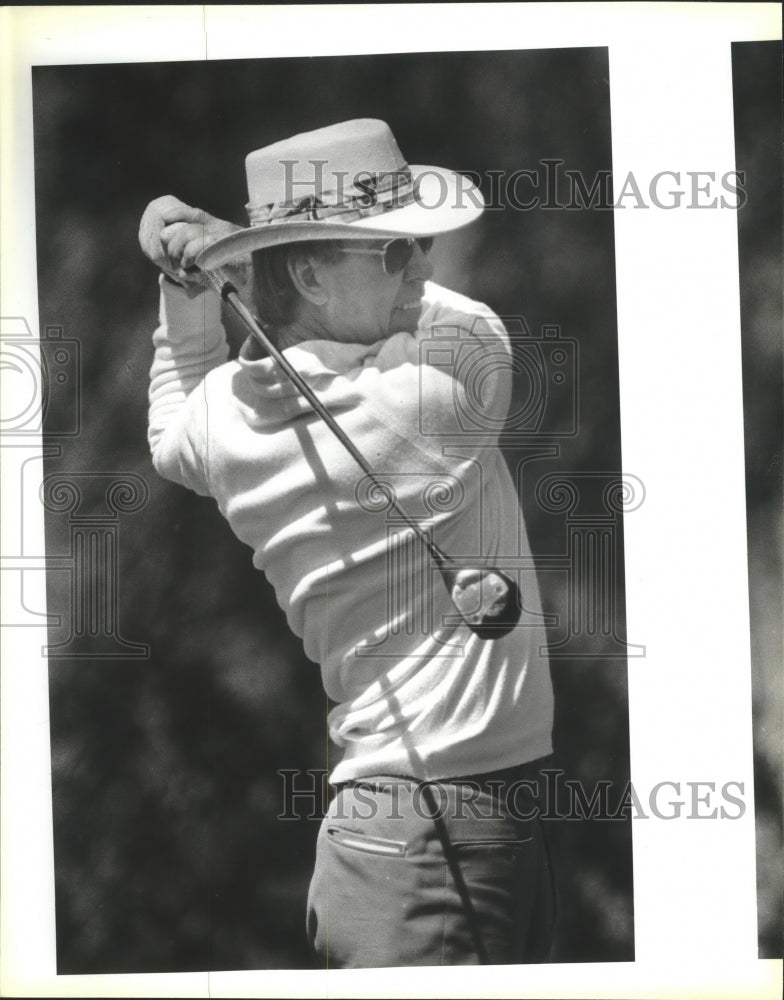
[339, 754, 554, 800]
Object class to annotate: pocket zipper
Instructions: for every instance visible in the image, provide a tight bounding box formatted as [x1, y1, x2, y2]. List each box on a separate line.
[327, 827, 407, 857]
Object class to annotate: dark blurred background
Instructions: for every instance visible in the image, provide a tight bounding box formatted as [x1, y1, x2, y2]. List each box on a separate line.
[34, 47, 635, 973]
[732, 39, 783, 960]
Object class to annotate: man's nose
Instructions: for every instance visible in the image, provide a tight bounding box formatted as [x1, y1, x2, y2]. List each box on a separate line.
[405, 241, 434, 281]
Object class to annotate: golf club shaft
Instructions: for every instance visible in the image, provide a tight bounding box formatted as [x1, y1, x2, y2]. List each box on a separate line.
[204, 268, 447, 567]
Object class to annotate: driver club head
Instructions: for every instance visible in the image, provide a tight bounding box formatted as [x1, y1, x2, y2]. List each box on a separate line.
[439, 565, 522, 640]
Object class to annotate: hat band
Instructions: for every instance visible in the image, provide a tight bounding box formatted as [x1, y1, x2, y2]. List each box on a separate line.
[246, 166, 418, 227]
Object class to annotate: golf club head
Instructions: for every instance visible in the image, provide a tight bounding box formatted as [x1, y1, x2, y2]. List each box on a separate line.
[440, 565, 522, 640]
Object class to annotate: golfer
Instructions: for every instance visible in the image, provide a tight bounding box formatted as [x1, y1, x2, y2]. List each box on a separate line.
[140, 119, 555, 967]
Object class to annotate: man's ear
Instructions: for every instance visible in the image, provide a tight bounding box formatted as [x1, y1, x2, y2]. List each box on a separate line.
[287, 249, 329, 306]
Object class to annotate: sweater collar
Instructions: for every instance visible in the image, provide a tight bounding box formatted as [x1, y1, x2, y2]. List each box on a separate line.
[237, 334, 387, 399]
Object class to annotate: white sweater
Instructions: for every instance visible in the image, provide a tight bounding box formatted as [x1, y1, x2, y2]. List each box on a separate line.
[148, 276, 553, 783]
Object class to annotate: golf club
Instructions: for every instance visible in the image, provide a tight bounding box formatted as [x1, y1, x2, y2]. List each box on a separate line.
[203, 266, 521, 639]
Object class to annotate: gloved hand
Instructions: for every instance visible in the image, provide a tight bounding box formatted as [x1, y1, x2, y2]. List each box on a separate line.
[139, 195, 248, 289]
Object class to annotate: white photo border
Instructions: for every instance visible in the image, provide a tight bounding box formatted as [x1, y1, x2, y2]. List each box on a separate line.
[1, 4, 781, 998]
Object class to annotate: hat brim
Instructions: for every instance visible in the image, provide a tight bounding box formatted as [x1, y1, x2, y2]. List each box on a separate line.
[195, 165, 484, 270]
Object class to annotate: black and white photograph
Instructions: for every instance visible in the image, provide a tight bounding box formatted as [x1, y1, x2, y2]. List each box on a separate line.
[0, 5, 781, 998]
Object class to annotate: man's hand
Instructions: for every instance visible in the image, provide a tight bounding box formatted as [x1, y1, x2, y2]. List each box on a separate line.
[139, 195, 247, 289]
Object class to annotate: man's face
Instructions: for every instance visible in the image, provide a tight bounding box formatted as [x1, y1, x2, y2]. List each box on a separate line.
[316, 239, 434, 345]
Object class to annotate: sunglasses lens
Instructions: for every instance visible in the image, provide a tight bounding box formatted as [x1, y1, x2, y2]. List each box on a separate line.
[383, 237, 434, 274]
[384, 239, 415, 274]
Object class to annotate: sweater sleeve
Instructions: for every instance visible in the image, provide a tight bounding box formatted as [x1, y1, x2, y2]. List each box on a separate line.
[372, 282, 514, 453]
[417, 281, 512, 418]
[147, 275, 229, 495]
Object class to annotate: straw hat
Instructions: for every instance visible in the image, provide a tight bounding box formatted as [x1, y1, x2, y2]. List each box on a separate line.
[196, 118, 484, 269]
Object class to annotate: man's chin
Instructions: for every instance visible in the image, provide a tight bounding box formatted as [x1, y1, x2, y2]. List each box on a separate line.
[390, 302, 423, 334]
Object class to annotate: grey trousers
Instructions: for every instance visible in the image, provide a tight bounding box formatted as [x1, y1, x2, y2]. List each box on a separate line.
[306, 761, 557, 968]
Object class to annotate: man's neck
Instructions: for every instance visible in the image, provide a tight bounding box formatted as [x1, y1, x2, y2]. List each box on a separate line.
[276, 314, 330, 350]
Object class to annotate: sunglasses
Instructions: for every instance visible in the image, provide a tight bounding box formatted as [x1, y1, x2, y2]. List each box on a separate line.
[337, 236, 434, 275]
